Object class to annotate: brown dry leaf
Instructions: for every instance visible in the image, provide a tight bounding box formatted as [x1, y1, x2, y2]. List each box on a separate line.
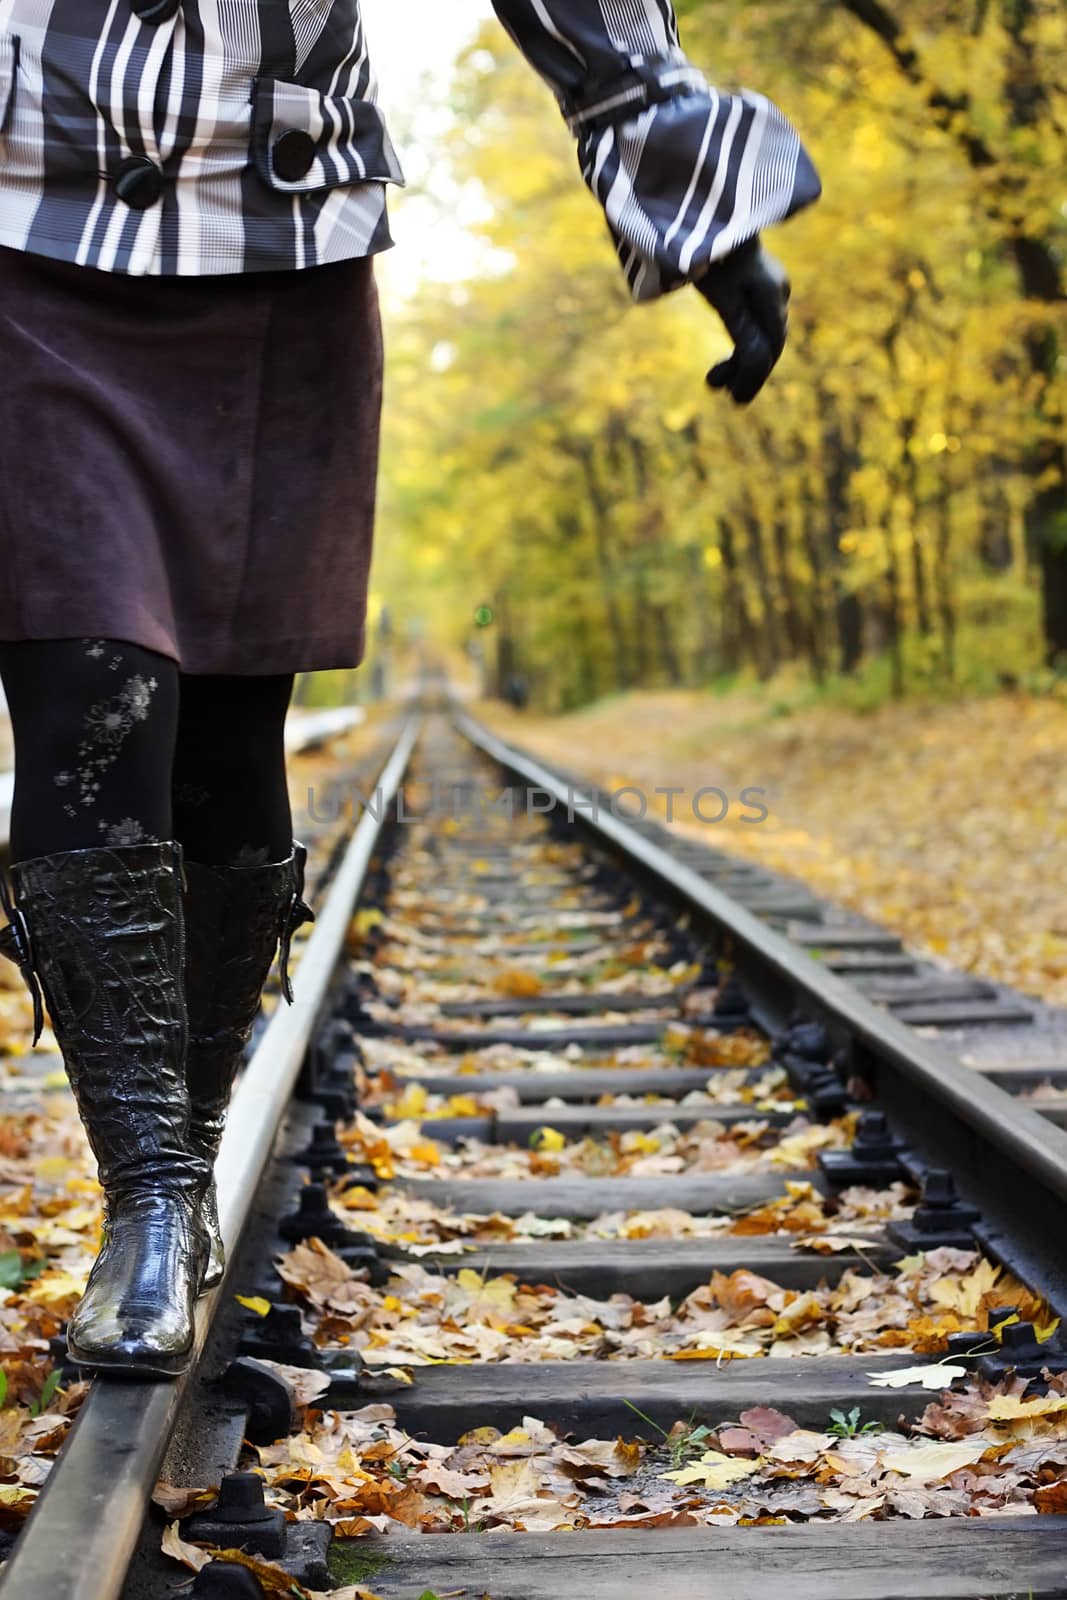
[160, 1522, 210, 1574]
[1035, 1482, 1067, 1514]
[738, 1407, 800, 1444]
[414, 1465, 491, 1497]
[153, 1483, 218, 1518]
[491, 970, 543, 998]
[254, 1360, 331, 1409]
[589, 1508, 700, 1529]
[207, 1550, 315, 1597]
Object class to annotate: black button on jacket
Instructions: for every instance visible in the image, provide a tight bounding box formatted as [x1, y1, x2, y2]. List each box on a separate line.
[0, 1, 819, 288]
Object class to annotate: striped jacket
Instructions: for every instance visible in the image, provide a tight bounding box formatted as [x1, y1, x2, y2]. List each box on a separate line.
[0, 1, 819, 294]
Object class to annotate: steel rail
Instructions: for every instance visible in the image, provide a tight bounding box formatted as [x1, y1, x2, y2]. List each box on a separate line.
[0, 715, 421, 1600]
[454, 708, 1067, 1217]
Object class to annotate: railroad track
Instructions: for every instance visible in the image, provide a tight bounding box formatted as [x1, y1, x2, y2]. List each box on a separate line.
[3, 703, 1067, 1599]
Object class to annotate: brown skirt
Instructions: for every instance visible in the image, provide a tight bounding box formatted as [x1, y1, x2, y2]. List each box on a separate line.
[0, 247, 383, 675]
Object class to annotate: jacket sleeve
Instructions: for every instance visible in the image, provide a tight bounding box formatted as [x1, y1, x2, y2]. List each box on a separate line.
[490, 0, 821, 303]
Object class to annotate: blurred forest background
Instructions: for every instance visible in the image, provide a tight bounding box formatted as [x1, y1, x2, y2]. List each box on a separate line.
[371, 0, 1067, 713]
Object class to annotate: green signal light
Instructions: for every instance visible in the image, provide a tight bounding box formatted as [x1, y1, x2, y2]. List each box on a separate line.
[474, 606, 495, 628]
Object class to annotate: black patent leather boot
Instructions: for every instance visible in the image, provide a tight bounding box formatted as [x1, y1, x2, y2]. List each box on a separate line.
[183, 844, 314, 1289]
[0, 842, 210, 1378]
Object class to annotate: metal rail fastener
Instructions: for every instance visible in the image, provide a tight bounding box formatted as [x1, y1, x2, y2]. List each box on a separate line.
[453, 707, 1067, 1218]
[0, 716, 421, 1600]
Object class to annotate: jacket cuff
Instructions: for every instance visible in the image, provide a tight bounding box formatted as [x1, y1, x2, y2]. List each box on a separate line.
[562, 54, 710, 135]
[576, 83, 822, 304]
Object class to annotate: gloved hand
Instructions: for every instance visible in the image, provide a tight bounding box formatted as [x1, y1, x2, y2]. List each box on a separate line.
[694, 237, 791, 406]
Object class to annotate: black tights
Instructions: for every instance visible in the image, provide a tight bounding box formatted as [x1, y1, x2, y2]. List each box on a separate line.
[0, 640, 294, 866]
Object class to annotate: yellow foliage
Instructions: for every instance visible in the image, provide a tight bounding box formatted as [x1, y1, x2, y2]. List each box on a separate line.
[376, 4, 1067, 705]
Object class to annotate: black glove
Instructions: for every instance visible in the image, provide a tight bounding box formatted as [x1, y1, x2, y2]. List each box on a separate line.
[694, 237, 791, 406]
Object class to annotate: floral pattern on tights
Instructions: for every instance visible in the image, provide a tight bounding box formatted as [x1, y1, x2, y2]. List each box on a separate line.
[53, 642, 161, 846]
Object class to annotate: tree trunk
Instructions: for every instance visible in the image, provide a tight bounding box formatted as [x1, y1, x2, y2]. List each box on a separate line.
[903, 419, 932, 635]
[685, 543, 719, 681]
[935, 488, 957, 681]
[883, 535, 906, 697]
[719, 520, 756, 673]
[651, 602, 683, 685]
[570, 445, 633, 691]
[742, 508, 781, 679]
[840, 0, 1067, 660]
[629, 563, 651, 683]
[800, 507, 829, 683]
[837, 593, 865, 675]
[1036, 492, 1067, 668]
[772, 514, 807, 661]
[820, 404, 865, 674]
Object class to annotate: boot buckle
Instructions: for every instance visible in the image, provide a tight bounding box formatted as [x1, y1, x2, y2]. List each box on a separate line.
[278, 843, 315, 1005]
[0, 881, 45, 1045]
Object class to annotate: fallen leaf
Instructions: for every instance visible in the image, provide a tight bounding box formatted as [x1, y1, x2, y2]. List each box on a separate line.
[986, 1393, 1067, 1422]
[879, 1440, 990, 1481]
[254, 1360, 331, 1408]
[152, 1483, 218, 1518]
[661, 1450, 761, 1489]
[531, 1127, 567, 1153]
[868, 1363, 967, 1390]
[160, 1522, 210, 1574]
[235, 1296, 271, 1317]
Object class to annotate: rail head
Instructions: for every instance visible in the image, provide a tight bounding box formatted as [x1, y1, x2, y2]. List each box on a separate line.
[453, 707, 1067, 1219]
[0, 715, 421, 1600]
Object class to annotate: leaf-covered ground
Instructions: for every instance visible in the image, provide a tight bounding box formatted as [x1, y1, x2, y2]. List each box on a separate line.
[158, 1368, 1067, 1585]
[329, 1173, 912, 1251]
[275, 1238, 1051, 1368]
[480, 691, 1067, 1006]
[338, 1108, 851, 1182]
[231, 1372, 1067, 1537]
[359, 1030, 772, 1080]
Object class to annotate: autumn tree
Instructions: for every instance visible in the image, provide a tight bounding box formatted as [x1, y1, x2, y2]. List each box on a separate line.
[375, 1, 1066, 706]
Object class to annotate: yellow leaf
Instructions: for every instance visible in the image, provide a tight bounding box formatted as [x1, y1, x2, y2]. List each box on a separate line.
[26, 1272, 86, 1304]
[0, 1485, 36, 1510]
[456, 1270, 516, 1311]
[235, 1296, 271, 1318]
[34, 1157, 74, 1181]
[662, 1451, 760, 1489]
[929, 1259, 1000, 1319]
[531, 1126, 566, 1153]
[771, 1291, 824, 1337]
[445, 1094, 482, 1117]
[388, 1084, 428, 1120]
[986, 1393, 1067, 1422]
[879, 1440, 989, 1481]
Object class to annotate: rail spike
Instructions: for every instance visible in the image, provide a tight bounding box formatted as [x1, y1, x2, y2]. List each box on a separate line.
[887, 1169, 983, 1252]
[182, 1473, 287, 1559]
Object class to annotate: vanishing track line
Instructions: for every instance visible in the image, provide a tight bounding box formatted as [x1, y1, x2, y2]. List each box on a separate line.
[4, 703, 1067, 1600]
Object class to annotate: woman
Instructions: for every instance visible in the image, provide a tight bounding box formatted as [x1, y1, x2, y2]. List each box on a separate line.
[0, 0, 819, 1379]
